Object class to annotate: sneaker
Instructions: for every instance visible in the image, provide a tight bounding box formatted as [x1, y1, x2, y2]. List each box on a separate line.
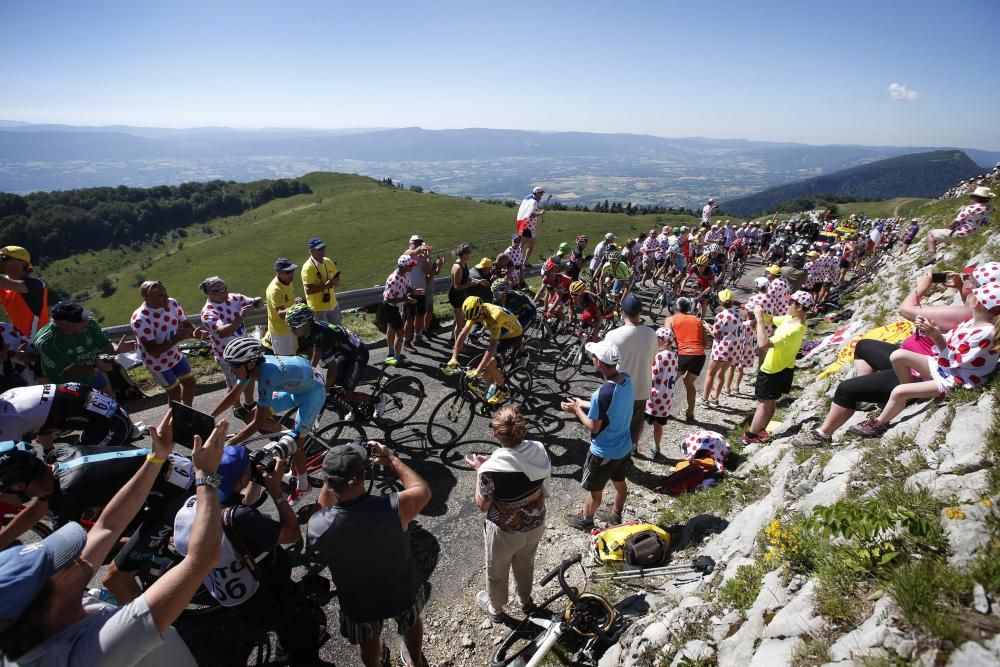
[739, 430, 770, 446]
[793, 428, 833, 448]
[384, 356, 400, 367]
[487, 389, 507, 405]
[564, 512, 595, 530]
[286, 487, 306, 506]
[399, 640, 429, 667]
[374, 392, 389, 419]
[476, 590, 505, 623]
[597, 508, 623, 525]
[403, 339, 417, 352]
[519, 598, 538, 616]
[649, 446, 662, 460]
[848, 416, 888, 438]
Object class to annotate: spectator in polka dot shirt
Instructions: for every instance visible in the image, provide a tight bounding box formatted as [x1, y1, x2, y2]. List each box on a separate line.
[381, 255, 421, 366]
[644, 327, 678, 459]
[198, 276, 263, 401]
[130, 280, 198, 405]
[701, 290, 742, 406]
[850, 283, 1000, 437]
[928, 186, 993, 254]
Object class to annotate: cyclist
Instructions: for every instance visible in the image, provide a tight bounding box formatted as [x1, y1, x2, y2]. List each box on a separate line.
[211, 336, 324, 504]
[567, 235, 589, 281]
[569, 280, 605, 342]
[0, 412, 201, 602]
[447, 297, 524, 405]
[706, 244, 727, 282]
[0, 383, 140, 451]
[491, 279, 537, 333]
[284, 303, 384, 416]
[596, 251, 633, 300]
[679, 255, 716, 315]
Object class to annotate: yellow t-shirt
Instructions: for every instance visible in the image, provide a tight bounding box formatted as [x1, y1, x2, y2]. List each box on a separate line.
[301, 257, 339, 311]
[760, 315, 805, 374]
[265, 276, 297, 336]
[480, 303, 523, 342]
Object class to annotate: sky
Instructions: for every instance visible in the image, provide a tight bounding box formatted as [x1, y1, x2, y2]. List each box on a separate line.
[2, 0, 998, 150]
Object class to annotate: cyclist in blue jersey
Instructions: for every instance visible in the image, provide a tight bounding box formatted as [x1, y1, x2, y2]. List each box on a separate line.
[211, 336, 325, 503]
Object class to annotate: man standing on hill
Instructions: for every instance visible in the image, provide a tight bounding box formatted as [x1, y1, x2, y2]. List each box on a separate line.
[927, 186, 994, 254]
[130, 280, 198, 405]
[516, 186, 546, 265]
[0, 246, 49, 340]
[701, 198, 716, 228]
[302, 237, 342, 325]
[266, 258, 299, 356]
[603, 295, 657, 454]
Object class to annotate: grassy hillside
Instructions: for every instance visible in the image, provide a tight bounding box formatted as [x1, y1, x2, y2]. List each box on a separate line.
[723, 150, 981, 217]
[834, 197, 930, 218]
[42, 172, 714, 324]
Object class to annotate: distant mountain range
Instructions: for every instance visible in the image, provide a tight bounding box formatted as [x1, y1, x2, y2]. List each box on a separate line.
[721, 150, 982, 216]
[1, 122, 997, 207]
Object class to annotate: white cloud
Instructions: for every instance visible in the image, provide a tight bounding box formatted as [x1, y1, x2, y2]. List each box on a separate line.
[888, 82, 922, 102]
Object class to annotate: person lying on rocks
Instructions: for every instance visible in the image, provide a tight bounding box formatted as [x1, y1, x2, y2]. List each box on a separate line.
[849, 282, 1000, 437]
[795, 262, 1000, 447]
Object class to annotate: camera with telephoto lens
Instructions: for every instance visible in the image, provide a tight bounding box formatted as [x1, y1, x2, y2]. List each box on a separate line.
[249, 434, 298, 483]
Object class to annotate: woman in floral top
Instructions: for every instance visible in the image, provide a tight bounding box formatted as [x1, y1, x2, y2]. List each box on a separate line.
[467, 406, 552, 622]
[851, 284, 1000, 437]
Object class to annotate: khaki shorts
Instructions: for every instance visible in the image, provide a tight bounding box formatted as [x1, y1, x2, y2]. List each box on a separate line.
[929, 228, 954, 242]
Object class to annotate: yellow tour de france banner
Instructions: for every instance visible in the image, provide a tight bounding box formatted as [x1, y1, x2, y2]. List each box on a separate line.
[816, 319, 915, 380]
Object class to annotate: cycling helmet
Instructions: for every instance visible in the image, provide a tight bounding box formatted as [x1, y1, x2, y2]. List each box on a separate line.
[607, 251, 622, 262]
[569, 280, 587, 294]
[223, 336, 265, 365]
[605, 243, 618, 253]
[284, 303, 314, 329]
[679, 226, 690, 233]
[696, 254, 709, 266]
[0, 442, 45, 493]
[708, 244, 722, 254]
[491, 279, 510, 294]
[462, 296, 484, 320]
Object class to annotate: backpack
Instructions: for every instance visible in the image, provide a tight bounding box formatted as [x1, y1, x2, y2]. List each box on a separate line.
[593, 522, 671, 565]
[624, 530, 668, 567]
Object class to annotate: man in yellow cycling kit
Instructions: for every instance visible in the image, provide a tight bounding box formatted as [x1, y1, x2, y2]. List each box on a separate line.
[448, 296, 523, 404]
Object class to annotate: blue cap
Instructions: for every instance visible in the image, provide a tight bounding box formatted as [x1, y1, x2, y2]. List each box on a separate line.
[621, 294, 643, 315]
[307, 237, 326, 251]
[0, 522, 87, 632]
[274, 257, 298, 272]
[217, 445, 250, 503]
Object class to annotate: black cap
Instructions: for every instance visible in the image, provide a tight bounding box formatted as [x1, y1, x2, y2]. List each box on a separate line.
[307, 237, 326, 251]
[274, 257, 298, 272]
[321, 443, 367, 483]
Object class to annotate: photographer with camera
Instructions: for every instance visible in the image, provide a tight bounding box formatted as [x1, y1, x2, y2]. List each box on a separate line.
[307, 440, 432, 667]
[173, 443, 326, 663]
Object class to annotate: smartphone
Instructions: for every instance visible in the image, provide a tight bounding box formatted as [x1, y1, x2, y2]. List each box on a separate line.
[170, 401, 216, 449]
[930, 272, 947, 284]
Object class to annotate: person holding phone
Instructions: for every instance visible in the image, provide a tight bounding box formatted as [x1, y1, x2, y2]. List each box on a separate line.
[197, 276, 263, 406]
[302, 237, 342, 325]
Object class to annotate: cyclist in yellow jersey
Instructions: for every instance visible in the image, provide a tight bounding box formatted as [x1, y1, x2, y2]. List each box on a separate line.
[447, 297, 523, 404]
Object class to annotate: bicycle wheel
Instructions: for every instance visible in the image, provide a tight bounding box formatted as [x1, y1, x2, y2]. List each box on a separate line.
[508, 367, 534, 406]
[553, 342, 584, 384]
[373, 376, 425, 429]
[426, 391, 475, 448]
[651, 290, 666, 319]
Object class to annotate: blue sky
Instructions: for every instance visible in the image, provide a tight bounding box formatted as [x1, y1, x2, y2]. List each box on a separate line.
[2, 0, 998, 149]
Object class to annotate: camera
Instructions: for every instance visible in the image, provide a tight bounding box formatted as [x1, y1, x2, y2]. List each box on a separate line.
[249, 434, 298, 482]
[322, 292, 331, 303]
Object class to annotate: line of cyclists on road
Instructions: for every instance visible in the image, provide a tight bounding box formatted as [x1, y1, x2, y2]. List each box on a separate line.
[0, 206, 907, 665]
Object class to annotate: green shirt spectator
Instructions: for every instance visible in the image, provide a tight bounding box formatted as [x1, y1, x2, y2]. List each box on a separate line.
[33, 302, 134, 391]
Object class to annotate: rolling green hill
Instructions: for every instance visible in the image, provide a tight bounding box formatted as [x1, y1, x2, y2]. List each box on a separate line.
[723, 150, 981, 217]
[41, 172, 716, 324]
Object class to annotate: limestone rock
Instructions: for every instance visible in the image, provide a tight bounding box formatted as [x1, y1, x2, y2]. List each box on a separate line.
[718, 570, 790, 666]
[669, 640, 714, 667]
[764, 580, 825, 639]
[905, 469, 989, 503]
[750, 637, 803, 667]
[822, 448, 863, 481]
[797, 473, 850, 513]
[829, 597, 894, 661]
[946, 640, 1000, 667]
[939, 394, 994, 474]
[941, 500, 994, 568]
[913, 405, 949, 450]
[973, 583, 991, 615]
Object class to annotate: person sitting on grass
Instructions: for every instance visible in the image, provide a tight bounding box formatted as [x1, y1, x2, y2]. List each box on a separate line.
[849, 284, 1000, 437]
[927, 186, 993, 254]
[741, 291, 812, 445]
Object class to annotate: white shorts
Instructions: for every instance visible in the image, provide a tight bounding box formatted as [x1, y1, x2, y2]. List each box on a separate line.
[929, 229, 953, 242]
[269, 331, 297, 356]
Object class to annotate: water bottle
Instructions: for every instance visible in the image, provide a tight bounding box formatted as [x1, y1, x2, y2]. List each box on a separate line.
[485, 384, 498, 402]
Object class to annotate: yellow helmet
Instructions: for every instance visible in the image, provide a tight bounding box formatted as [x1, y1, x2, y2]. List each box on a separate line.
[570, 280, 586, 294]
[696, 254, 709, 266]
[462, 296, 484, 319]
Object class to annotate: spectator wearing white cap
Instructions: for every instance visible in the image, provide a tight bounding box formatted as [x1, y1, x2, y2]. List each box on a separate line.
[928, 186, 993, 254]
[302, 237, 342, 325]
[402, 234, 441, 348]
[515, 186, 546, 264]
[382, 255, 421, 367]
[590, 233, 616, 275]
[560, 339, 634, 529]
[701, 198, 716, 228]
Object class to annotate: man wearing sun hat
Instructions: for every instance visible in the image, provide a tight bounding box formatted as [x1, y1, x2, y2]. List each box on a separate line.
[0, 245, 50, 340]
[302, 237, 342, 326]
[265, 258, 300, 356]
[741, 290, 811, 445]
[0, 411, 227, 664]
[560, 339, 634, 529]
[928, 186, 994, 253]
